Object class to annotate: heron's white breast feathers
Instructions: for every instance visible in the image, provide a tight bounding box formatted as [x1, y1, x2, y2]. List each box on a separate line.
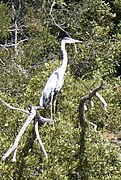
[45, 67, 64, 92]
[39, 66, 65, 107]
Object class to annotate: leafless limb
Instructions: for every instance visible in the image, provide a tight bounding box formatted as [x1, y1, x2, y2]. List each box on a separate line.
[34, 120, 48, 158]
[0, 0, 28, 55]
[2, 106, 36, 162]
[17, 0, 22, 19]
[49, 0, 81, 56]
[0, 59, 5, 65]
[14, 20, 18, 56]
[17, 38, 28, 45]
[95, 92, 107, 111]
[0, 98, 29, 114]
[11, 1, 19, 56]
[0, 98, 52, 161]
[79, 82, 107, 130]
[49, 0, 56, 15]
[0, 38, 28, 51]
[49, 0, 70, 37]
[0, 38, 28, 48]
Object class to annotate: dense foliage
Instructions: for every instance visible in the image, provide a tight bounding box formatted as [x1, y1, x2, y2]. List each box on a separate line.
[0, 0, 121, 179]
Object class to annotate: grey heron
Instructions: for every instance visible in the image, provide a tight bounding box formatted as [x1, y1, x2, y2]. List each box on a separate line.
[39, 37, 81, 120]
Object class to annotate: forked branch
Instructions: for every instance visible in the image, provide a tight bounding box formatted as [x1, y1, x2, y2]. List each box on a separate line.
[79, 82, 107, 130]
[0, 99, 51, 161]
[49, 0, 70, 37]
[2, 106, 36, 162]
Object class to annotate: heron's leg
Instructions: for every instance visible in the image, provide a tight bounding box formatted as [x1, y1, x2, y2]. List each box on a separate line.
[53, 92, 58, 120]
[53, 98, 56, 119]
[50, 92, 54, 120]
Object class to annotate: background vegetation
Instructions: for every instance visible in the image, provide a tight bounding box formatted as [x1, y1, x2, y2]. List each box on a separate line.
[0, 0, 121, 179]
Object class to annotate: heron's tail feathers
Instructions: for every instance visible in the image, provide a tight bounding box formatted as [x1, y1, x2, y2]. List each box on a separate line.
[39, 95, 49, 108]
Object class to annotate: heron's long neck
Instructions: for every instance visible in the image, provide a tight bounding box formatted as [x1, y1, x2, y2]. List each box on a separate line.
[61, 41, 68, 72]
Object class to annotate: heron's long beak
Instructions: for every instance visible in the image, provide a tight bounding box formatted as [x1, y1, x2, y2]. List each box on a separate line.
[73, 39, 81, 43]
[70, 38, 81, 43]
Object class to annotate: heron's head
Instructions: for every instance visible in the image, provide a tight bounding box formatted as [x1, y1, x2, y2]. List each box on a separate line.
[63, 37, 81, 44]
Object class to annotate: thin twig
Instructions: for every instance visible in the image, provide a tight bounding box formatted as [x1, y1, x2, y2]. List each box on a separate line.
[0, 59, 5, 65]
[49, 0, 70, 37]
[49, 0, 56, 15]
[0, 38, 28, 49]
[14, 20, 18, 56]
[17, 38, 28, 45]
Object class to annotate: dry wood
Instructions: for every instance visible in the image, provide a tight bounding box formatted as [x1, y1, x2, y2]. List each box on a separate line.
[79, 82, 107, 130]
[0, 99, 51, 161]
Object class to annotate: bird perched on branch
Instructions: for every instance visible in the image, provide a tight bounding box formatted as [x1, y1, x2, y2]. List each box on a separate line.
[39, 37, 81, 120]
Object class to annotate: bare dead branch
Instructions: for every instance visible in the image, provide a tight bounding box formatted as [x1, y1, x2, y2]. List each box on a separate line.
[49, 0, 70, 37]
[0, 98, 51, 123]
[14, 20, 18, 56]
[39, 116, 54, 124]
[49, 0, 56, 15]
[88, 121, 97, 131]
[1, 99, 51, 161]
[34, 120, 48, 158]
[0, 1, 26, 55]
[12, 4, 16, 16]
[12, 0, 21, 20]
[79, 82, 107, 130]
[8, 28, 20, 32]
[0, 59, 5, 65]
[95, 92, 107, 111]
[2, 106, 36, 162]
[17, 0, 21, 19]
[0, 98, 29, 114]
[12, 148, 18, 162]
[17, 38, 28, 45]
[0, 38, 28, 49]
